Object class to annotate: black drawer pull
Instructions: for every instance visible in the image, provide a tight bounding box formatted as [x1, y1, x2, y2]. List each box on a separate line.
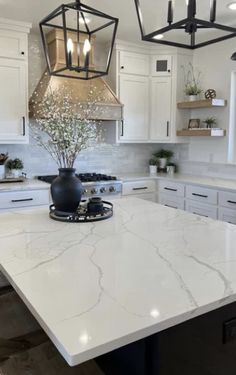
[11, 198, 33, 203]
[227, 200, 236, 205]
[164, 187, 177, 192]
[133, 187, 148, 191]
[165, 204, 177, 209]
[193, 212, 208, 218]
[192, 193, 208, 198]
[22, 116, 26, 136]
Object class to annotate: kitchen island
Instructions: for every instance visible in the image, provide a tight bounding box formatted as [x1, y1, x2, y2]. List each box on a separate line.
[1, 197, 236, 373]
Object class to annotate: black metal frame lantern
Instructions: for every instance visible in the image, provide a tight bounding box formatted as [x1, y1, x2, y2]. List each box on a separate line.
[40, 0, 119, 80]
[134, 0, 236, 50]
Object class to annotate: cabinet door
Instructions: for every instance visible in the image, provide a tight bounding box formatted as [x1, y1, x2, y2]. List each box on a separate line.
[150, 77, 172, 141]
[119, 51, 149, 76]
[185, 200, 218, 220]
[0, 58, 28, 143]
[119, 74, 149, 141]
[0, 30, 27, 60]
[151, 55, 172, 77]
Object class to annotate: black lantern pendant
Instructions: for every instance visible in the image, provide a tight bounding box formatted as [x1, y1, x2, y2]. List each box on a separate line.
[134, 0, 236, 49]
[40, 0, 119, 80]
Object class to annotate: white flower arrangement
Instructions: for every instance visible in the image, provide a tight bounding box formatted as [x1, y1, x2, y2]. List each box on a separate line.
[30, 86, 103, 168]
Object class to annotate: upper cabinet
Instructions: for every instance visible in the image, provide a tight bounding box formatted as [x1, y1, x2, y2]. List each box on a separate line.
[0, 18, 31, 144]
[109, 42, 192, 144]
[119, 51, 149, 76]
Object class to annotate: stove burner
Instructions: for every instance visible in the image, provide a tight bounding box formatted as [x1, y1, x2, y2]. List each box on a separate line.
[49, 200, 113, 223]
[38, 173, 117, 184]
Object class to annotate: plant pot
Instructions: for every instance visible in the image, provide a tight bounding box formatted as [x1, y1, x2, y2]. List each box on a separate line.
[188, 95, 198, 102]
[11, 169, 21, 178]
[149, 165, 157, 175]
[0, 165, 5, 180]
[159, 158, 167, 169]
[51, 168, 83, 213]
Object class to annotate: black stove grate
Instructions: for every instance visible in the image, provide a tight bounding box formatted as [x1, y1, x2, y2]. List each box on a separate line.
[38, 173, 117, 184]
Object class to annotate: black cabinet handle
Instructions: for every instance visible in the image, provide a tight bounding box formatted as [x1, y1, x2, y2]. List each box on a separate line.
[11, 198, 33, 203]
[120, 120, 124, 137]
[121, 66, 124, 70]
[22, 117, 26, 136]
[192, 193, 208, 198]
[193, 212, 208, 218]
[167, 121, 170, 137]
[227, 200, 236, 205]
[164, 187, 177, 192]
[21, 51, 25, 55]
[133, 187, 148, 191]
[165, 204, 177, 209]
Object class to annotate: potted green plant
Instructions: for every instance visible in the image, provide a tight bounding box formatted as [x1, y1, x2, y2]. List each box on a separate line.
[153, 149, 174, 169]
[0, 153, 8, 180]
[202, 117, 217, 129]
[182, 63, 202, 101]
[6, 158, 24, 178]
[149, 159, 157, 175]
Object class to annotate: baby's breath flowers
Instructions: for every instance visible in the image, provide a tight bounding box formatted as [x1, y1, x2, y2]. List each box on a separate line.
[30, 86, 103, 168]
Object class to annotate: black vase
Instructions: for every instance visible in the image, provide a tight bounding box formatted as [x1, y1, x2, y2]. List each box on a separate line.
[51, 168, 83, 213]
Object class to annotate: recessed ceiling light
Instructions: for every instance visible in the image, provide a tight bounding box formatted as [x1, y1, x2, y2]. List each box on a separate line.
[228, 2, 236, 10]
[153, 34, 164, 40]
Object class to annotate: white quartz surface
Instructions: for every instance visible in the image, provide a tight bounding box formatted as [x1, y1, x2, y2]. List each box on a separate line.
[0, 179, 49, 192]
[120, 173, 236, 192]
[1, 198, 236, 366]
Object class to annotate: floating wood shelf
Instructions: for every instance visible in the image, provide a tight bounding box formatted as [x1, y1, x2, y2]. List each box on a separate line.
[177, 129, 226, 137]
[177, 99, 227, 109]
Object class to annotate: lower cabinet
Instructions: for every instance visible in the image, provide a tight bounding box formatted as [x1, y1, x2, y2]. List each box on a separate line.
[122, 180, 157, 203]
[0, 189, 49, 209]
[185, 200, 218, 220]
[218, 207, 236, 225]
[159, 193, 185, 210]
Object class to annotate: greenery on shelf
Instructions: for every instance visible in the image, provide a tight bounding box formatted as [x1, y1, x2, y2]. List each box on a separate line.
[182, 62, 202, 96]
[153, 149, 174, 160]
[0, 153, 8, 165]
[6, 158, 24, 170]
[202, 117, 217, 128]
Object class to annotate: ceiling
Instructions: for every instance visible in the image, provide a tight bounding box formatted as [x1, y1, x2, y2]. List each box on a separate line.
[1, 0, 236, 43]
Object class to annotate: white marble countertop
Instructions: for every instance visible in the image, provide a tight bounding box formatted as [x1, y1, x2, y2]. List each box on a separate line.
[1, 198, 236, 366]
[119, 173, 236, 192]
[0, 179, 49, 192]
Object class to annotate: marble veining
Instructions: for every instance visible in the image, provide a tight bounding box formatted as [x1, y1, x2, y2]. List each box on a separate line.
[0, 179, 49, 192]
[1, 198, 236, 366]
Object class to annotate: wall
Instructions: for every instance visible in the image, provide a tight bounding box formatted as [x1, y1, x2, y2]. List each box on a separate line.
[0, 32, 168, 177]
[177, 38, 236, 179]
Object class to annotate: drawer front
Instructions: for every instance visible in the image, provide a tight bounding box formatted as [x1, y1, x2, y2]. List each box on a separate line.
[0, 190, 49, 209]
[129, 193, 157, 203]
[123, 180, 156, 196]
[186, 200, 218, 220]
[159, 193, 185, 210]
[159, 180, 185, 197]
[218, 207, 236, 225]
[219, 191, 236, 210]
[186, 185, 218, 205]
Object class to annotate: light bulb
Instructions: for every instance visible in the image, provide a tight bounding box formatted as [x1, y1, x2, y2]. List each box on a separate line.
[67, 38, 74, 54]
[83, 39, 91, 56]
[153, 34, 164, 40]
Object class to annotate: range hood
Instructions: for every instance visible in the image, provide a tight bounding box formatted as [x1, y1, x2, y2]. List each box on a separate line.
[29, 29, 123, 121]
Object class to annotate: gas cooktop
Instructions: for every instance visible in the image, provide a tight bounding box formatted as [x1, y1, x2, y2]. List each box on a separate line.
[38, 173, 117, 184]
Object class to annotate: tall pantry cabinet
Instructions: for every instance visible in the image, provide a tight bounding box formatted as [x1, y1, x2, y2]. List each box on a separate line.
[0, 18, 31, 144]
[108, 41, 192, 144]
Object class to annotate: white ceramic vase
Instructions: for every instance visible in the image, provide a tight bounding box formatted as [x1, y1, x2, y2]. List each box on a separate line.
[11, 169, 21, 178]
[188, 95, 198, 102]
[159, 158, 167, 169]
[149, 165, 157, 175]
[0, 164, 5, 180]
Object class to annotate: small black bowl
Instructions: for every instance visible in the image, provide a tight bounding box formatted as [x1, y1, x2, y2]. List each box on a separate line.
[87, 197, 104, 214]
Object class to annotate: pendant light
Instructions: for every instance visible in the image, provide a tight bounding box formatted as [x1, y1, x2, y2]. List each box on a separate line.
[134, 0, 236, 49]
[40, 0, 119, 80]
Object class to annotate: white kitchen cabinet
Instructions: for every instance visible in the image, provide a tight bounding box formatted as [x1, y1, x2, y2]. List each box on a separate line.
[0, 58, 28, 142]
[150, 77, 172, 141]
[186, 185, 218, 206]
[119, 51, 149, 76]
[122, 179, 157, 202]
[218, 207, 236, 225]
[159, 180, 185, 197]
[151, 55, 172, 77]
[119, 74, 149, 141]
[159, 193, 185, 210]
[185, 200, 218, 220]
[0, 189, 49, 209]
[219, 191, 236, 210]
[0, 18, 31, 144]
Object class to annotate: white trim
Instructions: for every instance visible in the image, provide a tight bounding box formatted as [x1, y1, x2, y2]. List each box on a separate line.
[0, 17, 31, 34]
[228, 71, 236, 163]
